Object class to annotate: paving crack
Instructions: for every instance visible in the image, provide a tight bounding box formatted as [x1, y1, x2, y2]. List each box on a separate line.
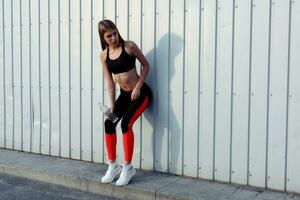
[154, 178, 181, 200]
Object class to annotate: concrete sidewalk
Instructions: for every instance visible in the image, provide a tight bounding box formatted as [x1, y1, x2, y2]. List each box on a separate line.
[0, 149, 299, 200]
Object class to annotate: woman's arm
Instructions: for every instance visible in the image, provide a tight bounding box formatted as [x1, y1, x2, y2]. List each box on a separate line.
[127, 41, 150, 90]
[100, 51, 116, 110]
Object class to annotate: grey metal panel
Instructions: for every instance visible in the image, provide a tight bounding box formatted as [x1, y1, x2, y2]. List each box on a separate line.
[116, 0, 128, 39]
[128, 0, 142, 169]
[60, 0, 70, 158]
[30, 0, 41, 154]
[231, 0, 251, 185]
[286, 0, 300, 193]
[4, 0, 13, 149]
[21, 0, 31, 152]
[0, 0, 4, 148]
[104, 0, 115, 22]
[12, 0, 22, 151]
[267, 0, 290, 191]
[49, 0, 59, 156]
[141, 0, 155, 171]
[183, 0, 201, 177]
[248, 0, 269, 188]
[40, 0, 50, 155]
[199, 0, 216, 180]
[81, 0, 92, 161]
[70, 0, 81, 160]
[214, 0, 233, 182]
[154, 0, 170, 173]
[169, 0, 184, 175]
[92, 0, 104, 163]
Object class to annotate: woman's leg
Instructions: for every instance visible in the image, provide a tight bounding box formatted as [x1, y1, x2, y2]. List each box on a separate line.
[120, 85, 152, 163]
[104, 93, 130, 162]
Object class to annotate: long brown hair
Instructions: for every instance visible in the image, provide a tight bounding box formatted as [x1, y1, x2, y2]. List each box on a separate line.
[98, 19, 125, 50]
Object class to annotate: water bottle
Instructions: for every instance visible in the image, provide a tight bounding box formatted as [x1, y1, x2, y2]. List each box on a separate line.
[98, 103, 119, 123]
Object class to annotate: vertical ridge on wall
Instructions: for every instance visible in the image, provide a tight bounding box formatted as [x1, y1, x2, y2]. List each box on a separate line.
[247, 0, 254, 186]
[11, 0, 15, 151]
[284, 0, 292, 192]
[68, 0, 71, 159]
[19, 0, 24, 151]
[212, 0, 218, 181]
[90, 0, 94, 162]
[58, 0, 61, 157]
[286, 0, 300, 193]
[4, 0, 13, 150]
[38, 0, 42, 154]
[197, 0, 203, 179]
[229, 0, 235, 184]
[79, 0, 82, 160]
[265, 0, 272, 189]
[0, 0, 4, 148]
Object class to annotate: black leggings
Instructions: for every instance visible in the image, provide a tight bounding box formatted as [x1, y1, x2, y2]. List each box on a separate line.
[104, 83, 152, 134]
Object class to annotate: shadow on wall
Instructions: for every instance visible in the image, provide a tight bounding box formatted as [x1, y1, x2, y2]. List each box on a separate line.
[143, 33, 183, 172]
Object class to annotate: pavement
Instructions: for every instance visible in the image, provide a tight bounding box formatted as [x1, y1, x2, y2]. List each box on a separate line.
[0, 173, 119, 200]
[0, 148, 299, 200]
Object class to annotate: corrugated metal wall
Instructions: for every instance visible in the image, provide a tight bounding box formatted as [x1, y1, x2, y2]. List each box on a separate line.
[0, 0, 299, 194]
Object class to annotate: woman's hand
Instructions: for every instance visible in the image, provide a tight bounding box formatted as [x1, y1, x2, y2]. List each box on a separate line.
[131, 87, 141, 101]
[110, 105, 115, 113]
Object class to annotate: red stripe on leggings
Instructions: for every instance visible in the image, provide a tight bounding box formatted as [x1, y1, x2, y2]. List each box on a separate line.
[123, 96, 149, 162]
[128, 96, 149, 129]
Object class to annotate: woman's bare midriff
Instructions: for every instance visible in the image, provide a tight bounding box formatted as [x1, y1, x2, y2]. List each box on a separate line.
[114, 67, 139, 91]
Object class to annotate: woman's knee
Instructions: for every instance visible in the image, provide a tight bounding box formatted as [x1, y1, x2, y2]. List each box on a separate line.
[121, 118, 131, 133]
[104, 119, 116, 133]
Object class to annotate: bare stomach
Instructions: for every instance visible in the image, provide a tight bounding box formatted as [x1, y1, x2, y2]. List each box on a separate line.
[114, 67, 139, 91]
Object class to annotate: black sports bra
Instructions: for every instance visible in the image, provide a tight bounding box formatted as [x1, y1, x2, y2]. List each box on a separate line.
[106, 42, 136, 74]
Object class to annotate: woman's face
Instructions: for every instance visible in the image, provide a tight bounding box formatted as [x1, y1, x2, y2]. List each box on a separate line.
[103, 29, 119, 47]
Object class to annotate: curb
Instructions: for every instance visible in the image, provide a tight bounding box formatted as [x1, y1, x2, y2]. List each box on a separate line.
[0, 149, 186, 200]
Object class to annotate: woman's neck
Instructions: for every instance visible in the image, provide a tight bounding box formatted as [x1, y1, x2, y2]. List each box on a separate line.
[108, 43, 121, 52]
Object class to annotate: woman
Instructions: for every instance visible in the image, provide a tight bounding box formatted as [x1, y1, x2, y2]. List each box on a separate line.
[98, 19, 152, 186]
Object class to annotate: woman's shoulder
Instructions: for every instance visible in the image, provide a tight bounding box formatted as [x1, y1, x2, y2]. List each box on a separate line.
[124, 41, 138, 56]
[124, 40, 137, 49]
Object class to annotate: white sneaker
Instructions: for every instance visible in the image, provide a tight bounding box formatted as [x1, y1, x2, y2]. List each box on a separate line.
[101, 162, 122, 183]
[116, 164, 136, 186]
